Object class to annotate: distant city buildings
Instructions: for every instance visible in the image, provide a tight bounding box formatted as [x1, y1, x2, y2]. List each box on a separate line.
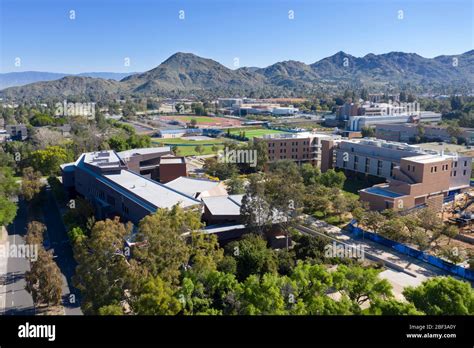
[335, 100, 442, 131]
[5, 124, 28, 141]
[217, 98, 299, 116]
[375, 123, 474, 145]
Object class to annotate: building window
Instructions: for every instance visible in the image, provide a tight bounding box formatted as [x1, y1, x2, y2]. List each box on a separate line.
[407, 165, 411, 171]
[464, 161, 468, 167]
[463, 170, 467, 176]
[453, 171, 457, 177]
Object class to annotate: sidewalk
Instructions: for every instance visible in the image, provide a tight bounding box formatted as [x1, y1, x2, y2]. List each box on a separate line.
[300, 216, 453, 300]
[0, 226, 8, 314]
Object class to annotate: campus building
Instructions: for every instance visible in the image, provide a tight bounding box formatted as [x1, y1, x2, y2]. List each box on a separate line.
[254, 132, 340, 168]
[347, 111, 442, 131]
[320, 138, 472, 211]
[374, 123, 474, 145]
[61, 150, 201, 224]
[332, 138, 427, 179]
[359, 153, 472, 211]
[6, 124, 27, 140]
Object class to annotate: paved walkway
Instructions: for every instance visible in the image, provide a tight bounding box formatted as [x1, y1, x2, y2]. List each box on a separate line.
[298, 216, 454, 300]
[1, 199, 35, 315]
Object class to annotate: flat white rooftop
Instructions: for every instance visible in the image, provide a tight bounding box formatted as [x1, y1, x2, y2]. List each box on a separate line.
[258, 132, 335, 140]
[84, 151, 123, 168]
[165, 177, 223, 198]
[406, 154, 453, 164]
[104, 170, 199, 209]
[202, 194, 244, 216]
[117, 147, 171, 159]
[160, 157, 185, 164]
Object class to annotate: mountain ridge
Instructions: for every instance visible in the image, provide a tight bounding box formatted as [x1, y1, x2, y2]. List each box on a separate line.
[1, 50, 472, 101]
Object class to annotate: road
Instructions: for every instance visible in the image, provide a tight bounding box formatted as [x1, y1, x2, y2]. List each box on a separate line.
[1, 199, 35, 315]
[41, 187, 82, 315]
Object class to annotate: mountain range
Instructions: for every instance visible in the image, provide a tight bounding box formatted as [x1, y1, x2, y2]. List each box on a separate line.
[1, 50, 472, 101]
[0, 71, 138, 89]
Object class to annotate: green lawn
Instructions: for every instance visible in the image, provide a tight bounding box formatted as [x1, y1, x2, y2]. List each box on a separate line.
[228, 128, 290, 139]
[151, 137, 225, 156]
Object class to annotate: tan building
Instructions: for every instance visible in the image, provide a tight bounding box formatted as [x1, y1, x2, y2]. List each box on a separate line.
[360, 154, 472, 211]
[255, 132, 340, 168]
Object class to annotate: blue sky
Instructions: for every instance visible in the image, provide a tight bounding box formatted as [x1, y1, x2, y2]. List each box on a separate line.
[0, 0, 472, 73]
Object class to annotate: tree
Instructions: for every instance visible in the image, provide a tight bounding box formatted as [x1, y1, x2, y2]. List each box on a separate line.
[225, 234, 278, 282]
[293, 233, 330, 262]
[21, 167, 43, 201]
[30, 145, 70, 176]
[367, 299, 423, 315]
[194, 144, 204, 155]
[265, 168, 305, 239]
[238, 273, 304, 315]
[441, 225, 458, 244]
[68, 226, 86, 245]
[131, 276, 182, 315]
[73, 217, 133, 314]
[299, 163, 321, 186]
[361, 211, 386, 234]
[379, 218, 408, 242]
[0, 166, 19, 197]
[25, 221, 45, 246]
[240, 174, 272, 235]
[318, 169, 346, 189]
[171, 145, 180, 156]
[332, 265, 393, 307]
[361, 126, 375, 138]
[133, 206, 201, 284]
[188, 232, 224, 276]
[226, 175, 245, 194]
[25, 248, 63, 306]
[203, 158, 238, 180]
[31, 128, 65, 150]
[190, 118, 198, 127]
[403, 277, 473, 315]
[0, 166, 19, 226]
[98, 304, 124, 315]
[0, 196, 17, 227]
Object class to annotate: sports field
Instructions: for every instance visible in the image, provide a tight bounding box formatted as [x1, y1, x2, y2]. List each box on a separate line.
[159, 115, 242, 127]
[228, 128, 290, 139]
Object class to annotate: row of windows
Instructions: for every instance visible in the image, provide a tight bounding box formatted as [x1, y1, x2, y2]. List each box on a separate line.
[452, 161, 469, 168]
[451, 170, 467, 177]
[88, 186, 105, 200]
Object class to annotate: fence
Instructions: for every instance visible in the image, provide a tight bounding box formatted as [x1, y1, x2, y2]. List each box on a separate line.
[347, 222, 474, 281]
